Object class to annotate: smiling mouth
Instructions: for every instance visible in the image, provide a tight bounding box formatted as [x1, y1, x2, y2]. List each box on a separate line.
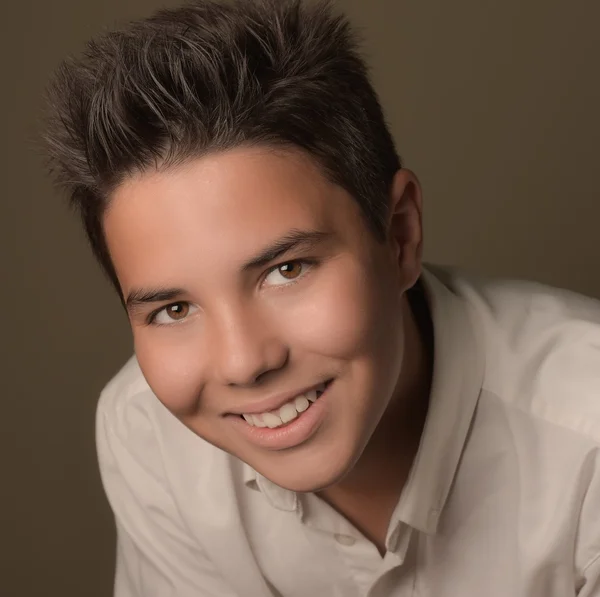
[239, 380, 332, 430]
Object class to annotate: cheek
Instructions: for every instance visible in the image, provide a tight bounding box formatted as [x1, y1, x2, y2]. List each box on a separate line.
[282, 264, 401, 361]
[134, 332, 205, 415]
[294, 263, 406, 429]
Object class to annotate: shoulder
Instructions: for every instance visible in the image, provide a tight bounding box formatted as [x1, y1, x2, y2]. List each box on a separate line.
[441, 266, 600, 444]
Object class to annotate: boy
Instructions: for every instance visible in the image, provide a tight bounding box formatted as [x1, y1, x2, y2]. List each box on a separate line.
[43, 1, 600, 595]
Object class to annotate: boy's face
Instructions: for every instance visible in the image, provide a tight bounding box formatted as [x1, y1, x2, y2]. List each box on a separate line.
[104, 147, 422, 492]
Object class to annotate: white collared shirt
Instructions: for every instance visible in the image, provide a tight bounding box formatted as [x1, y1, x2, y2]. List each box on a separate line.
[97, 265, 600, 596]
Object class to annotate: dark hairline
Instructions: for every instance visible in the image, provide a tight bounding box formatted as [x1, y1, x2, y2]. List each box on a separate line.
[43, 0, 401, 297]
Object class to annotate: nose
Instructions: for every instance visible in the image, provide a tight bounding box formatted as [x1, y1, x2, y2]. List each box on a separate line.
[211, 303, 288, 387]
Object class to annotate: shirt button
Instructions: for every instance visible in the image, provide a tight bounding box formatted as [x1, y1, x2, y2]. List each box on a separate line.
[334, 533, 356, 546]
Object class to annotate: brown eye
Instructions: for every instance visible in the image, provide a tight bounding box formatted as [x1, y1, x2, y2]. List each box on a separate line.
[166, 302, 189, 320]
[278, 262, 303, 279]
[263, 259, 315, 288]
[149, 301, 198, 326]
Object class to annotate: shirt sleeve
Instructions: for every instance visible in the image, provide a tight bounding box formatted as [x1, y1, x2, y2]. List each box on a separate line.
[96, 401, 239, 597]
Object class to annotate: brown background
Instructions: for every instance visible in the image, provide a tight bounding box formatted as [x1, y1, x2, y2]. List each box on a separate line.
[2, 0, 599, 595]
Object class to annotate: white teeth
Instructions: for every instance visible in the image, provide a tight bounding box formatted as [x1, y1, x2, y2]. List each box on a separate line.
[279, 402, 298, 424]
[306, 389, 318, 403]
[295, 395, 310, 412]
[262, 412, 283, 428]
[241, 383, 329, 428]
[252, 414, 267, 428]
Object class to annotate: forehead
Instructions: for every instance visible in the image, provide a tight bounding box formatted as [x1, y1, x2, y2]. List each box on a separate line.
[108, 147, 337, 232]
[103, 147, 364, 285]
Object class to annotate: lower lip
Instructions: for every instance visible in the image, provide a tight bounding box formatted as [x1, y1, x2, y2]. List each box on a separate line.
[227, 382, 332, 450]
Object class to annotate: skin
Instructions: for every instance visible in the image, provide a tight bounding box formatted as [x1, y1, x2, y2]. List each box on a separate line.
[104, 146, 431, 553]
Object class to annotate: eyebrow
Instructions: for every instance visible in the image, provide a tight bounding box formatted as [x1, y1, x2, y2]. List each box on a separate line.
[125, 228, 331, 313]
[125, 287, 187, 313]
[240, 228, 331, 272]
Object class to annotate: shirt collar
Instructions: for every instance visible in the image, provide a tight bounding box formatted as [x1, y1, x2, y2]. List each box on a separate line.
[243, 265, 485, 530]
[392, 265, 484, 534]
[242, 464, 298, 511]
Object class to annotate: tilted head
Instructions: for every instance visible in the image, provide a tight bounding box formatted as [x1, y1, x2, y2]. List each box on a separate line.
[44, 0, 425, 492]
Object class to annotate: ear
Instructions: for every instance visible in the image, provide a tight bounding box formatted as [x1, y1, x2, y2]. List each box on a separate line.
[386, 169, 424, 291]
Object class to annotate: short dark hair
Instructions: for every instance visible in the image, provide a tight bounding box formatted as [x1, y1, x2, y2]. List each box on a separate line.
[43, 0, 401, 295]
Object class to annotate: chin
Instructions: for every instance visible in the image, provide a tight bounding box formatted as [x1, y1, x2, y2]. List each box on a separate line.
[258, 445, 359, 494]
[267, 471, 343, 494]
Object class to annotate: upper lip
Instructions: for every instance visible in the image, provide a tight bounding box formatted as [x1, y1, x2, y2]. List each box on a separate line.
[227, 380, 330, 416]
